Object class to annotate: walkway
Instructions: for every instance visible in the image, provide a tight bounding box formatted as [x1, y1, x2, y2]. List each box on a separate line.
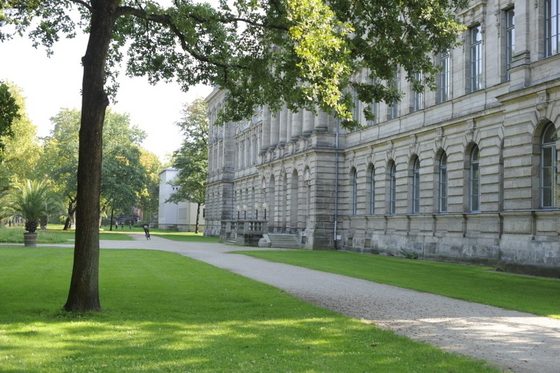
[99, 235, 560, 373]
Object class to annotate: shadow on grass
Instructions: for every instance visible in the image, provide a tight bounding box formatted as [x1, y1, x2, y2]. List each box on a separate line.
[0, 248, 496, 372]
[0, 315, 496, 372]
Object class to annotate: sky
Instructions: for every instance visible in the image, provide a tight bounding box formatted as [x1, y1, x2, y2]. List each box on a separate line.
[0, 31, 212, 161]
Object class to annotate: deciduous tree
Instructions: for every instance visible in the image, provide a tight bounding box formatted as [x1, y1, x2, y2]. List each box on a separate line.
[1, 0, 464, 312]
[0, 84, 41, 192]
[169, 98, 208, 233]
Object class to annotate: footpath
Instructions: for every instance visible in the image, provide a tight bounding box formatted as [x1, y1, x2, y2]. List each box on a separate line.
[99, 234, 560, 373]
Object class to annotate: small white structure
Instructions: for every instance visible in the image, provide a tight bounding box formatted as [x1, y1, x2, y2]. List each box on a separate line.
[158, 168, 205, 231]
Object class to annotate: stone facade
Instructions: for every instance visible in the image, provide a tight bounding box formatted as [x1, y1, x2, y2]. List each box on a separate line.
[205, 0, 560, 270]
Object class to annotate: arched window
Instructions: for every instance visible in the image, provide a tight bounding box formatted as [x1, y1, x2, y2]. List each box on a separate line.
[469, 145, 480, 212]
[541, 123, 557, 208]
[411, 157, 420, 214]
[388, 161, 397, 215]
[438, 152, 448, 212]
[368, 165, 375, 214]
[351, 168, 358, 215]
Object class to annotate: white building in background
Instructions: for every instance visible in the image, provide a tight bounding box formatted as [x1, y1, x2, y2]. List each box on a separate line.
[158, 168, 205, 231]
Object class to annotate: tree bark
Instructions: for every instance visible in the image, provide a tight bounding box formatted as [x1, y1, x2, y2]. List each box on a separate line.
[195, 202, 200, 234]
[64, 1, 118, 313]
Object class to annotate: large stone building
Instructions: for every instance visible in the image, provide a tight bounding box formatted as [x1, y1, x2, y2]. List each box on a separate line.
[205, 0, 560, 271]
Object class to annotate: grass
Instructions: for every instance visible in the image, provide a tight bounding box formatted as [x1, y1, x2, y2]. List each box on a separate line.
[0, 226, 133, 243]
[237, 250, 560, 319]
[150, 230, 220, 243]
[0, 247, 497, 372]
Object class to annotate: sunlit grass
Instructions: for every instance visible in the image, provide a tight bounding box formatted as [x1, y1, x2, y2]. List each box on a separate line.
[0, 226, 132, 243]
[150, 231, 220, 243]
[237, 250, 560, 319]
[0, 248, 497, 372]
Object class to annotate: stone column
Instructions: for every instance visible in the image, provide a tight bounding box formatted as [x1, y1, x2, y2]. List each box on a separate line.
[270, 111, 279, 147]
[303, 109, 314, 135]
[261, 106, 271, 152]
[315, 110, 329, 132]
[509, 0, 531, 89]
[279, 107, 288, 145]
[291, 111, 303, 140]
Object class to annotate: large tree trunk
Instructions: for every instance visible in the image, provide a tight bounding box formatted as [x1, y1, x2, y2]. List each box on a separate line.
[195, 202, 200, 234]
[64, 2, 118, 313]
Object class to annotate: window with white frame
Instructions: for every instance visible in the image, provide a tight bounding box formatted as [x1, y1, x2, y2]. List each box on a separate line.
[545, 0, 560, 57]
[469, 145, 481, 212]
[504, 8, 515, 81]
[436, 51, 450, 103]
[438, 152, 448, 212]
[411, 157, 421, 214]
[541, 123, 557, 208]
[469, 25, 483, 92]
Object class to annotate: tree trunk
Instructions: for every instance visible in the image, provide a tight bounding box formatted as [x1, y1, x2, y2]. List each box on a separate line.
[195, 202, 200, 234]
[63, 198, 77, 230]
[64, 2, 118, 313]
[109, 205, 114, 231]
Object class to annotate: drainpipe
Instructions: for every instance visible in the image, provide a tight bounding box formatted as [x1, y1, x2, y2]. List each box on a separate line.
[334, 119, 340, 249]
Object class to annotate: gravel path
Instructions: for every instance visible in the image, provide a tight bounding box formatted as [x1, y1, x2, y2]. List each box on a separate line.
[99, 235, 560, 373]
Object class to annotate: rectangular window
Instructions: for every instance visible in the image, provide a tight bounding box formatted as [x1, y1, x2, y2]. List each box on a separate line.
[387, 102, 398, 120]
[411, 73, 424, 112]
[439, 164, 448, 212]
[504, 8, 515, 81]
[368, 102, 378, 125]
[541, 146, 556, 207]
[387, 69, 399, 121]
[545, 0, 560, 56]
[436, 52, 450, 104]
[469, 25, 483, 92]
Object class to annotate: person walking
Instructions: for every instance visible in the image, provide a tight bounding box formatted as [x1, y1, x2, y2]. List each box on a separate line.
[143, 224, 151, 240]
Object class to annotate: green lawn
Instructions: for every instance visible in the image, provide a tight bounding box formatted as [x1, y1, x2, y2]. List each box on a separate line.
[0, 227, 132, 243]
[237, 250, 560, 319]
[0, 227, 74, 244]
[0, 247, 497, 372]
[150, 231, 220, 243]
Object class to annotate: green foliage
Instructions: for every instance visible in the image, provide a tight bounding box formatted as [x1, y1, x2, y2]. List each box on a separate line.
[2, 0, 465, 127]
[39, 108, 150, 223]
[1, 179, 61, 233]
[138, 149, 162, 224]
[239, 250, 560, 319]
[101, 111, 147, 218]
[169, 98, 208, 206]
[0, 248, 497, 372]
[0, 84, 41, 192]
[0, 81, 20, 151]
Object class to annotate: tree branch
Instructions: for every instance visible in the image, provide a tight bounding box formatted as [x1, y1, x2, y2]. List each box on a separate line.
[69, 0, 92, 12]
[116, 6, 246, 72]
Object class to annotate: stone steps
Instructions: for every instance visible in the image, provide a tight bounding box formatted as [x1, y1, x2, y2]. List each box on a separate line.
[265, 233, 301, 249]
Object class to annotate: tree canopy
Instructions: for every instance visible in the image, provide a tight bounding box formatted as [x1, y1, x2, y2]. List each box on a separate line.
[0, 84, 41, 192]
[0, 81, 20, 151]
[1, 0, 465, 312]
[169, 98, 208, 233]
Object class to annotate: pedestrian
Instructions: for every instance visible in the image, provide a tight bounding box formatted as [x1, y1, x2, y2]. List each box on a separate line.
[143, 224, 151, 240]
